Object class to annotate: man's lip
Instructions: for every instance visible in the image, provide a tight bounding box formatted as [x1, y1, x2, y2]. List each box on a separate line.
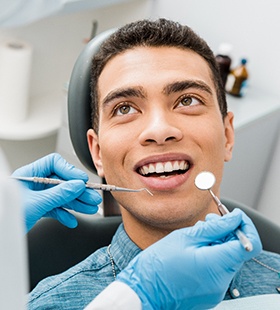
[134, 153, 193, 191]
[137, 165, 192, 191]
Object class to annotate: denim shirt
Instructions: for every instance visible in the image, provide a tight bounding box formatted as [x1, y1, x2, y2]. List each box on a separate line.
[28, 224, 141, 309]
[28, 224, 280, 309]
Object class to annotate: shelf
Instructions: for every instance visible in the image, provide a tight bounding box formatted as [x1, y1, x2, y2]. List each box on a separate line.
[222, 88, 280, 209]
[227, 89, 280, 130]
[0, 94, 62, 140]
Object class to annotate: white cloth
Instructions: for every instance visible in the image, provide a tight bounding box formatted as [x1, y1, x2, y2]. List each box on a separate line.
[85, 282, 280, 310]
[213, 294, 280, 309]
[0, 149, 28, 309]
[84, 281, 142, 310]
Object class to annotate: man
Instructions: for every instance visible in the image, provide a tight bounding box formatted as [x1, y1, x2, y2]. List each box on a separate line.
[28, 19, 280, 309]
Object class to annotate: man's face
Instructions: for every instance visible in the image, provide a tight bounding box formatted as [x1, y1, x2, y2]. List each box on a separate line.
[88, 46, 234, 230]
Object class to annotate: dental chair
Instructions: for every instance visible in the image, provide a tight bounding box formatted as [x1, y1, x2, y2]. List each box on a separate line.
[27, 29, 280, 291]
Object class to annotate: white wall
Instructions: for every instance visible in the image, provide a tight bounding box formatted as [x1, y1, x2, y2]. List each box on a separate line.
[258, 132, 280, 223]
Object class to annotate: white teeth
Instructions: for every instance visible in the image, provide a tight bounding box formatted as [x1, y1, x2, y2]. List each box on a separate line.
[164, 161, 173, 172]
[142, 165, 150, 175]
[148, 163, 155, 173]
[155, 162, 164, 173]
[173, 161, 180, 170]
[139, 160, 189, 176]
[179, 160, 186, 170]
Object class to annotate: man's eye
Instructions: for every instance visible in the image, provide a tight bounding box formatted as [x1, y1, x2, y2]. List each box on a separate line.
[177, 96, 201, 107]
[114, 104, 138, 116]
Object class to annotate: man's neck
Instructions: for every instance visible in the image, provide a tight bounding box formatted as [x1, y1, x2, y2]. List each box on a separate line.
[120, 207, 201, 249]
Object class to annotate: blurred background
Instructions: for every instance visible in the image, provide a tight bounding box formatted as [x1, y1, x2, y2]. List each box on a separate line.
[0, 0, 279, 223]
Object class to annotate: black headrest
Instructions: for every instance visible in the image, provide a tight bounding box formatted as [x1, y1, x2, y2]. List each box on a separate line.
[67, 29, 116, 174]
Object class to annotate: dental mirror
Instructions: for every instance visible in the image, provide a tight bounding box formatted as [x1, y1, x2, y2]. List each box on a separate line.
[194, 170, 253, 252]
[195, 171, 216, 191]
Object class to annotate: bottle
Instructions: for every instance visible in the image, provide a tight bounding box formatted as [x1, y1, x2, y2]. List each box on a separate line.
[215, 43, 232, 87]
[226, 58, 249, 97]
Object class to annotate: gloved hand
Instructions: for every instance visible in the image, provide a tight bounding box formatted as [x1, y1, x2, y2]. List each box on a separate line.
[117, 209, 262, 310]
[12, 153, 102, 232]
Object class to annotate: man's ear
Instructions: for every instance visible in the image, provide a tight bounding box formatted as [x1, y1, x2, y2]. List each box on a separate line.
[224, 112, 235, 162]
[87, 129, 105, 177]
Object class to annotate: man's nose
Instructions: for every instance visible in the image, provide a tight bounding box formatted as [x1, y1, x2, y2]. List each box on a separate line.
[138, 111, 183, 145]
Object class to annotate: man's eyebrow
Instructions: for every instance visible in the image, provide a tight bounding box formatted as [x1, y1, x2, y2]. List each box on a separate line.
[162, 80, 213, 96]
[102, 87, 147, 106]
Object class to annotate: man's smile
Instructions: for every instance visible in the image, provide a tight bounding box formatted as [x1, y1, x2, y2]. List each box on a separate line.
[138, 160, 190, 178]
[133, 154, 193, 191]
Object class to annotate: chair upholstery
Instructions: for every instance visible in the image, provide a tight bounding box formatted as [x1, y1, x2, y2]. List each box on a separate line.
[68, 29, 115, 174]
[27, 215, 122, 291]
[27, 198, 280, 291]
[223, 197, 280, 254]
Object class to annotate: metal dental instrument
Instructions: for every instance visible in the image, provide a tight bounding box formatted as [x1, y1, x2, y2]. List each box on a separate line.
[12, 176, 153, 196]
[195, 171, 253, 252]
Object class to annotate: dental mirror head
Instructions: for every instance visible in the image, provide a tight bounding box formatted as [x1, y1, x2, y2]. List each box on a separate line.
[195, 171, 216, 190]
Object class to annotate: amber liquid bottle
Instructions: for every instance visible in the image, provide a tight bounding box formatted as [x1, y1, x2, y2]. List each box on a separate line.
[226, 58, 249, 97]
[215, 43, 232, 87]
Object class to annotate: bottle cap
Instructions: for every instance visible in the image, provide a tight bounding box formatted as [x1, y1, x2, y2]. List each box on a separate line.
[217, 43, 233, 56]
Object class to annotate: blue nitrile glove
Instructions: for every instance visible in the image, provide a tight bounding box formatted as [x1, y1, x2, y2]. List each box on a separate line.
[117, 209, 262, 310]
[12, 153, 102, 232]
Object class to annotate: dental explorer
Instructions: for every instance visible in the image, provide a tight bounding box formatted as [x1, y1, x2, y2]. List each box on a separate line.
[12, 176, 153, 196]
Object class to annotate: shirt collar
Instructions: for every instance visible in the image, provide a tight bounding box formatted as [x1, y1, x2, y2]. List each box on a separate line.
[110, 223, 142, 272]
